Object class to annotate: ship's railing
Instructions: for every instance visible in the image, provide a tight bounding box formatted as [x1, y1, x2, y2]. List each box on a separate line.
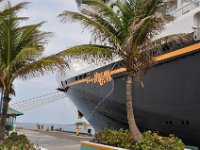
[148, 33, 196, 58]
[170, 0, 200, 18]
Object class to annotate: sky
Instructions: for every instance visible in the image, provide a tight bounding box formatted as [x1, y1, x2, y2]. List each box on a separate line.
[8, 0, 91, 124]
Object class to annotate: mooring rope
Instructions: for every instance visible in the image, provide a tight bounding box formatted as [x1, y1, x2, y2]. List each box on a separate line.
[86, 78, 115, 121]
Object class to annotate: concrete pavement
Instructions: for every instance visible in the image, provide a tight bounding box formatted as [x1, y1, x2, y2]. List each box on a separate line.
[17, 129, 92, 150]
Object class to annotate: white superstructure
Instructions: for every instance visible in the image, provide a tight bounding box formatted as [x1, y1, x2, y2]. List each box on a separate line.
[162, 0, 200, 39]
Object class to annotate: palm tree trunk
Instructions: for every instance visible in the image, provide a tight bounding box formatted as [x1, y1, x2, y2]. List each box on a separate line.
[126, 74, 142, 142]
[0, 91, 9, 141]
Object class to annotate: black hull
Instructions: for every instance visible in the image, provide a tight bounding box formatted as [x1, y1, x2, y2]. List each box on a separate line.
[65, 46, 200, 147]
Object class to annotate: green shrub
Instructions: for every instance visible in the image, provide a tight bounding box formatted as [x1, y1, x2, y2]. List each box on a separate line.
[92, 128, 134, 149]
[92, 129, 185, 150]
[134, 131, 184, 150]
[0, 132, 35, 150]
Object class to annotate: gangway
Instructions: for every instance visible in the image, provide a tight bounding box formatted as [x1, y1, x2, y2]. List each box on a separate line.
[10, 91, 67, 111]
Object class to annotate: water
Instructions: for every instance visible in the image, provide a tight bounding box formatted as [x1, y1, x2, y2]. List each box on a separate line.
[16, 122, 95, 135]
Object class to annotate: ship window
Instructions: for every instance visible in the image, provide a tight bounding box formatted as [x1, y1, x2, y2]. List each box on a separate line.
[87, 72, 91, 76]
[165, 121, 168, 125]
[79, 75, 83, 80]
[83, 74, 87, 78]
[75, 77, 78, 80]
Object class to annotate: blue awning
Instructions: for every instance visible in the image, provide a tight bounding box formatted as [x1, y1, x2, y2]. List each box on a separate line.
[7, 107, 23, 116]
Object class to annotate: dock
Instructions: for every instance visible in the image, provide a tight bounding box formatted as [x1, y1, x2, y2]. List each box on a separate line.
[17, 129, 93, 150]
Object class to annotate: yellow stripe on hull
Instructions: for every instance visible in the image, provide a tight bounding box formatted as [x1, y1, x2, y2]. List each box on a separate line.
[64, 42, 200, 88]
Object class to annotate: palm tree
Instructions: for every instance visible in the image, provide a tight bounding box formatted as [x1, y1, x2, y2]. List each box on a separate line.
[59, 0, 193, 142]
[0, 2, 69, 140]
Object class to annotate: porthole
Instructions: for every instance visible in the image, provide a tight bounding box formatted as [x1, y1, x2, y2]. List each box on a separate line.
[186, 121, 189, 125]
[169, 121, 172, 125]
[181, 120, 184, 125]
[165, 120, 173, 125]
[181, 120, 190, 125]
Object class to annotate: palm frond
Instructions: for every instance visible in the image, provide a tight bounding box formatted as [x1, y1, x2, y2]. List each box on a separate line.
[58, 10, 120, 45]
[1, 2, 29, 14]
[14, 54, 69, 80]
[59, 44, 114, 63]
[81, 8, 122, 44]
[17, 22, 47, 48]
[111, 1, 134, 39]
[9, 85, 15, 96]
[9, 48, 42, 69]
[82, 0, 123, 30]
[124, 1, 174, 50]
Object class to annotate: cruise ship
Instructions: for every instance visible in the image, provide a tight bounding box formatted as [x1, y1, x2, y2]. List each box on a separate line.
[61, 0, 200, 147]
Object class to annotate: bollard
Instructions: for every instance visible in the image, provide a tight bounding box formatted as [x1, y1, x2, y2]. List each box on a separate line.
[76, 126, 80, 136]
[51, 126, 54, 131]
[36, 123, 40, 130]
